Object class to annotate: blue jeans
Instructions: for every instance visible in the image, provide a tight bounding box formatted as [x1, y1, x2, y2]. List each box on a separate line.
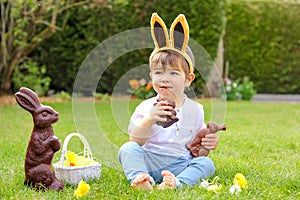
[118, 141, 215, 188]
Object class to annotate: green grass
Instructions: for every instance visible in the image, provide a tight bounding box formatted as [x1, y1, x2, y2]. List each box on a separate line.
[0, 99, 299, 199]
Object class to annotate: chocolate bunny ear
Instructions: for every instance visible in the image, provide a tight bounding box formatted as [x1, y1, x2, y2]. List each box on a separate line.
[151, 13, 170, 49]
[170, 14, 189, 52]
[15, 87, 41, 113]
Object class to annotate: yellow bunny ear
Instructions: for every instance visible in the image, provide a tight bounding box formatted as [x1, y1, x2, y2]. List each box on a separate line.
[149, 13, 194, 73]
[170, 14, 189, 51]
[150, 13, 170, 49]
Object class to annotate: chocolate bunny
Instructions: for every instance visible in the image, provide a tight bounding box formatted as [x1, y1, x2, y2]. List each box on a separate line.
[154, 98, 179, 128]
[186, 122, 226, 157]
[15, 87, 64, 190]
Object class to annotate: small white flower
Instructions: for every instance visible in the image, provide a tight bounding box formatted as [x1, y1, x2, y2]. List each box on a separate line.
[200, 180, 209, 189]
[229, 185, 242, 195]
[226, 85, 232, 92]
[233, 82, 238, 88]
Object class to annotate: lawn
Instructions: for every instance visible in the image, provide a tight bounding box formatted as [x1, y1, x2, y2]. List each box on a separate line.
[0, 98, 299, 199]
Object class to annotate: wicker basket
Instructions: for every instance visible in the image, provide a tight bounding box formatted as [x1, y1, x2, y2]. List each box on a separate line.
[54, 133, 101, 184]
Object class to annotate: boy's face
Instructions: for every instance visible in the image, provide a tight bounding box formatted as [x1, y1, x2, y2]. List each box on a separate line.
[150, 64, 195, 102]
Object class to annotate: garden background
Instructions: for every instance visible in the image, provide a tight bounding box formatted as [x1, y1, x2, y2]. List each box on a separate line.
[1, 0, 299, 96]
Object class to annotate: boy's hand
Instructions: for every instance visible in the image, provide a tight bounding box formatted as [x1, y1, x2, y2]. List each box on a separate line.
[201, 133, 218, 150]
[149, 101, 174, 125]
[186, 122, 225, 157]
[153, 100, 179, 128]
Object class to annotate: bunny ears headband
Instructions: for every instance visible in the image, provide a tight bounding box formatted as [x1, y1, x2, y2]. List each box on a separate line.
[149, 13, 194, 73]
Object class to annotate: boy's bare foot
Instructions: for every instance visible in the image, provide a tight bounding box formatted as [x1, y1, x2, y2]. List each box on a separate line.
[131, 173, 153, 190]
[157, 170, 176, 190]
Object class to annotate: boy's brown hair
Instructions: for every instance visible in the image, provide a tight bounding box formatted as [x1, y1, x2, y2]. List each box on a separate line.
[150, 50, 190, 78]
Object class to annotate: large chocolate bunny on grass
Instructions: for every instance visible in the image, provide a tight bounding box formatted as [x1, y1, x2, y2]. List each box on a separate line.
[15, 87, 64, 191]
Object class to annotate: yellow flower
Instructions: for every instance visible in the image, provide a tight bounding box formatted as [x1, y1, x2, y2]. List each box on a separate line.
[74, 180, 90, 198]
[129, 79, 140, 89]
[145, 82, 153, 91]
[233, 173, 247, 189]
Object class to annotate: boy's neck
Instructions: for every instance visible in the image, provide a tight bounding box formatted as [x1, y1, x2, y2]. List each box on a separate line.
[175, 95, 185, 107]
[159, 95, 185, 108]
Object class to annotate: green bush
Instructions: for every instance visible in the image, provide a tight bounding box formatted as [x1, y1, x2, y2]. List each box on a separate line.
[12, 61, 51, 96]
[239, 77, 256, 100]
[224, 1, 300, 94]
[224, 76, 256, 101]
[224, 77, 241, 101]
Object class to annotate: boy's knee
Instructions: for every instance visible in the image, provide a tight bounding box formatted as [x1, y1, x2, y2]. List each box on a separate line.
[119, 141, 141, 153]
[192, 156, 215, 175]
[118, 141, 143, 162]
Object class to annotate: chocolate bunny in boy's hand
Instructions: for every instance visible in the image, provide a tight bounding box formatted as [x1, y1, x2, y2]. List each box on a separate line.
[186, 122, 226, 157]
[15, 87, 64, 191]
[154, 98, 179, 128]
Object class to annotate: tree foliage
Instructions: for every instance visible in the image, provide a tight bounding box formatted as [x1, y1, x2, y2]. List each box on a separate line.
[0, 0, 104, 93]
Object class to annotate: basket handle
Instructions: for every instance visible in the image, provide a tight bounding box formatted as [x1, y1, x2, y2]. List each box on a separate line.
[59, 133, 93, 167]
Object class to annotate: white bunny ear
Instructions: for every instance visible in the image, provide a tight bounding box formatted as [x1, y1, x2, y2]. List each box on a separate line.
[15, 87, 41, 113]
[170, 14, 189, 52]
[151, 13, 170, 49]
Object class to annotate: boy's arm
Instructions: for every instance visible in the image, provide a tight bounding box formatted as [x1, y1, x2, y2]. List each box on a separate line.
[129, 116, 154, 146]
[129, 101, 173, 146]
